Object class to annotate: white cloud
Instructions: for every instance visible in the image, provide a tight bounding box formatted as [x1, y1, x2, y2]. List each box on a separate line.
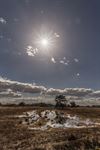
[74, 58, 79, 63]
[0, 76, 46, 94]
[76, 73, 80, 77]
[54, 32, 60, 38]
[63, 57, 66, 60]
[90, 91, 100, 97]
[60, 60, 64, 64]
[27, 51, 35, 57]
[46, 88, 93, 97]
[0, 76, 100, 106]
[0, 17, 7, 24]
[0, 89, 21, 98]
[51, 57, 56, 63]
[46, 88, 63, 95]
[60, 60, 68, 66]
[26, 45, 38, 57]
[64, 62, 68, 66]
[64, 88, 93, 97]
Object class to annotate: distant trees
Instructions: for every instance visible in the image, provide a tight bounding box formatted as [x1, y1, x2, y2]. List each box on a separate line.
[55, 95, 67, 109]
[70, 101, 76, 107]
[55, 95, 78, 108]
[18, 102, 25, 106]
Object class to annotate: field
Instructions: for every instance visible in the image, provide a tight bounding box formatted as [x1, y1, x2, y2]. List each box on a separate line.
[0, 106, 100, 150]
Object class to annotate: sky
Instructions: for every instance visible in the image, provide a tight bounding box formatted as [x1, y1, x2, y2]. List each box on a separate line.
[0, 0, 100, 90]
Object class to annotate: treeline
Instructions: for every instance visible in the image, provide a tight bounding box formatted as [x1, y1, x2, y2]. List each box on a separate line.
[0, 102, 100, 108]
[0, 94, 100, 108]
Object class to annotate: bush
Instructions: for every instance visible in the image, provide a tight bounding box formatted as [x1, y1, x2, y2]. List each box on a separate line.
[18, 102, 25, 106]
[70, 101, 76, 107]
[55, 95, 67, 109]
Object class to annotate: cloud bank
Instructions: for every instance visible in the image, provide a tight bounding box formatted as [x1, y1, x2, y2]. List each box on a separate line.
[0, 89, 21, 98]
[0, 76, 100, 106]
[0, 77, 46, 94]
[46, 88, 93, 97]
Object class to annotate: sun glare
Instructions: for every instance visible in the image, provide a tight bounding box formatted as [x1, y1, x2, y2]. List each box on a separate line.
[34, 30, 60, 51]
[41, 38, 49, 47]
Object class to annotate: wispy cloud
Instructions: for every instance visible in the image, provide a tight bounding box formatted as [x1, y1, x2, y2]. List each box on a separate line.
[54, 32, 60, 38]
[26, 45, 38, 57]
[0, 17, 7, 24]
[0, 89, 21, 98]
[46, 88, 93, 97]
[0, 76, 46, 94]
[90, 91, 100, 97]
[51, 57, 56, 63]
[63, 57, 66, 60]
[59, 57, 69, 66]
[74, 58, 79, 63]
[60, 60, 69, 66]
[76, 73, 80, 77]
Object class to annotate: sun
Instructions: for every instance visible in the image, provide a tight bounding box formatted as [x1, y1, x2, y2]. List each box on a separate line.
[41, 38, 49, 47]
[34, 30, 60, 51]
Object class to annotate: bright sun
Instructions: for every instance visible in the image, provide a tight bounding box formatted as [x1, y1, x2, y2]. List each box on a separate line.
[34, 30, 59, 50]
[41, 38, 49, 47]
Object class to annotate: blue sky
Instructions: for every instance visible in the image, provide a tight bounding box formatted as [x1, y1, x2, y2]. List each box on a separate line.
[0, 0, 100, 89]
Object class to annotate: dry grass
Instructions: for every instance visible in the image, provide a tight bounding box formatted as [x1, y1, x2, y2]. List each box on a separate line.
[0, 106, 100, 150]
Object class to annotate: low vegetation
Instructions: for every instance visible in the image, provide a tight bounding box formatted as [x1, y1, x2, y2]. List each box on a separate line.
[0, 106, 100, 150]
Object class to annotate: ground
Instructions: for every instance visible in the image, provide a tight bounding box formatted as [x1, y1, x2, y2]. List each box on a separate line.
[0, 106, 100, 150]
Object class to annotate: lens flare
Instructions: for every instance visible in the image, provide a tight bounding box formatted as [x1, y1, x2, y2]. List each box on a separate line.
[41, 38, 49, 47]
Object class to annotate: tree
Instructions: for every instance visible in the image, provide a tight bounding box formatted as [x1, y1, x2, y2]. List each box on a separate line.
[18, 102, 25, 106]
[70, 101, 76, 107]
[55, 95, 67, 109]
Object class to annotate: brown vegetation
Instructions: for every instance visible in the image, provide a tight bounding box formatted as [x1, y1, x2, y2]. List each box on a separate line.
[0, 106, 100, 150]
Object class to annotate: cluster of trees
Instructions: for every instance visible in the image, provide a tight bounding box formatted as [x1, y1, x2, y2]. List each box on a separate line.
[0, 95, 76, 108]
[55, 95, 76, 108]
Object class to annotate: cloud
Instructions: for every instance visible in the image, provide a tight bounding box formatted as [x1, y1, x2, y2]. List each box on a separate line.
[0, 17, 7, 24]
[63, 57, 66, 60]
[0, 76, 46, 94]
[26, 45, 38, 57]
[0, 77, 93, 98]
[60, 60, 69, 66]
[63, 88, 93, 97]
[51, 57, 69, 66]
[54, 32, 60, 38]
[76, 73, 80, 77]
[90, 91, 100, 97]
[60, 60, 64, 64]
[51, 57, 56, 63]
[0, 76, 100, 106]
[74, 58, 79, 63]
[45, 88, 100, 106]
[0, 89, 22, 98]
[46, 88, 63, 95]
[46, 88, 93, 97]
